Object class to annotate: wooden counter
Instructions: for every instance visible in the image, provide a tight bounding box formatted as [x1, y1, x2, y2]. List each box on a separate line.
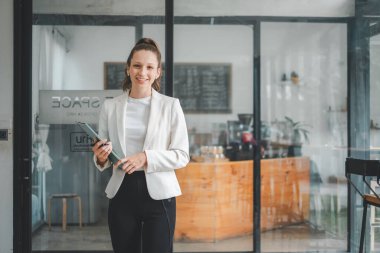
[174, 157, 310, 242]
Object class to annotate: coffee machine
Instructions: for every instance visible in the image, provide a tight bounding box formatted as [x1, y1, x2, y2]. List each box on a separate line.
[238, 114, 254, 151]
[225, 114, 254, 160]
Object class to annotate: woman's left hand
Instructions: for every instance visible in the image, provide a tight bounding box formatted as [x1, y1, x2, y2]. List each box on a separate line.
[113, 152, 147, 174]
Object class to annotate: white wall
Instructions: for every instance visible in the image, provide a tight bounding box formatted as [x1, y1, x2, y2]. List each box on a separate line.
[145, 24, 253, 134]
[62, 26, 135, 90]
[174, 0, 354, 17]
[33, 25, 135, 91]
[261, 23, 347, 139]
[0, 0, 13, 252]
[33, 0, 354, 17]
[35, 21, 349, 181]
[261, 22, 348, 180]
[47, 24, 253, 135]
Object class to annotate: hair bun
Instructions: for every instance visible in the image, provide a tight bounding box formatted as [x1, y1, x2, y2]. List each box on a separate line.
[136, 38, 159, 49]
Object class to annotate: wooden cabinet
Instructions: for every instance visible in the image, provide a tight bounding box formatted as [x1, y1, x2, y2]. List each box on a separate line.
[174, 157, 310, 242]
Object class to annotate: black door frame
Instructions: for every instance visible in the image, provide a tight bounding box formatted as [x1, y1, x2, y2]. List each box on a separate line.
[14, 0, 33, 252]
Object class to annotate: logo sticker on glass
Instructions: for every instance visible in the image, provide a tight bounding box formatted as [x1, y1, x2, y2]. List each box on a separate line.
[70, 132, 94, 152]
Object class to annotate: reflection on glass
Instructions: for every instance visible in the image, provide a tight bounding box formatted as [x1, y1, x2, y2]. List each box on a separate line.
[172, 23, 254, 252]
[370, 30, 380, 252]
[31, 12, 163, 253]
[30, 1, 354, 253]
[261, 22, 347, 252]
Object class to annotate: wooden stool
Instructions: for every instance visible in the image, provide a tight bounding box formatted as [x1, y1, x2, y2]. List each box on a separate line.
[48, 193, 82, 231]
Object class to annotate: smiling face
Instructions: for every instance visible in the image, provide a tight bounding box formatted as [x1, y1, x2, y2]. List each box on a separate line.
[127, 50, 161, 94]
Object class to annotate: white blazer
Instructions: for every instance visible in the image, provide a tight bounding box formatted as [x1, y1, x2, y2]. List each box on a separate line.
[93, 89, 190, 200]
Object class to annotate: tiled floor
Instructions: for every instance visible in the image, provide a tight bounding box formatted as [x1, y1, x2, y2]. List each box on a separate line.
[33, 184, 355, 252]
[32, 223, 347, 252]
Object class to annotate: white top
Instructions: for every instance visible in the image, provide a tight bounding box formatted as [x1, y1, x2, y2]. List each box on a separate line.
[125, 96, 151, 171]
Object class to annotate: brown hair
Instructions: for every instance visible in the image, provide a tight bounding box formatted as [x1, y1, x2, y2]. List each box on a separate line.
[122, 38, 162, 92]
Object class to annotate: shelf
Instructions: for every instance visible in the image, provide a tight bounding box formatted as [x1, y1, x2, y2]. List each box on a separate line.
[279, 80, 306, 87]
[327, 107, 347, 113]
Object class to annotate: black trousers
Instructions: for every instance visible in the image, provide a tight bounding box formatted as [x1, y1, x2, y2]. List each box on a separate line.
[108, 171, 176, 253]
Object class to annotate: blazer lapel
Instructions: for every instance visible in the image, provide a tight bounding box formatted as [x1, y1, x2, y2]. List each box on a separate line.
[143, 89, 162, 149]
[116, 92, 128, 155]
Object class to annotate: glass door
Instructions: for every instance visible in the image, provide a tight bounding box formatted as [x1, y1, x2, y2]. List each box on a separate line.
[174, 24, 254, 252]
[31, 1, 165, 251]
[31, 24, 134, 251]
[173, 3, 255, 252]
[260, 22, 348, 252]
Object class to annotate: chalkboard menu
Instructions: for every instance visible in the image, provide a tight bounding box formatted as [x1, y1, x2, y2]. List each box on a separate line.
[104, 62, 125, 90]
[103, 62, 232, 113]
[166, 63, 231, 113]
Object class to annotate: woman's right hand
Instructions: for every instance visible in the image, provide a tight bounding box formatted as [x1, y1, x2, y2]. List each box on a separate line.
[92, 139, 112, 166]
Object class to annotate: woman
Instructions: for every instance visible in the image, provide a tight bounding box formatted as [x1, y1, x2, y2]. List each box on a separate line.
[92, 38, 189, 253]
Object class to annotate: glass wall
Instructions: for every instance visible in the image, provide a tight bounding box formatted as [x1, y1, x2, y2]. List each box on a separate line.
[370, 21, 380, 252]
[28, 1, 356, 252]
[172, 22, 254, 252]
[261, 22, 348, 252]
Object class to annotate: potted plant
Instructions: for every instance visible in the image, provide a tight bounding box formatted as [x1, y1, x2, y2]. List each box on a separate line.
[284, 116, 311, 156]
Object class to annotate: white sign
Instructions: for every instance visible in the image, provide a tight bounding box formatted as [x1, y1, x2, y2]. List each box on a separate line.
[39, 90, 123, 124]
